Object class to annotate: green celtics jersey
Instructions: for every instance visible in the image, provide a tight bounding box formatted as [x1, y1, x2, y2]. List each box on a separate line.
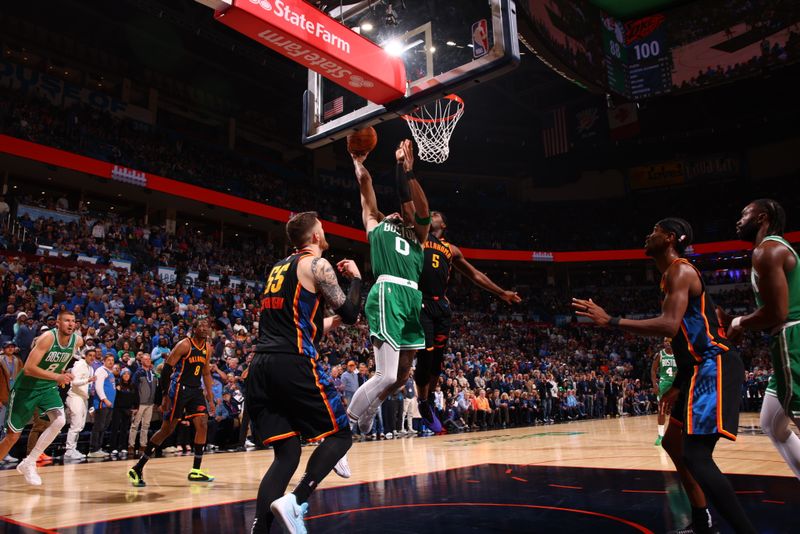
[658, 349, 677, 384]
[14, 329, 77, 391]
[369, 217, 424, 281]
[752, 236, 800, 322]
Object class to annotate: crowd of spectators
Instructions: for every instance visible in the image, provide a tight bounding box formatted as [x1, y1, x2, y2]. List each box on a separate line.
[0, 227, 774, 460]
[2, 86, 799, 252]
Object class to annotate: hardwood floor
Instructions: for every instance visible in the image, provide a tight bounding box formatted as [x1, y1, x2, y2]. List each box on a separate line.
[0, 413, 795, 531]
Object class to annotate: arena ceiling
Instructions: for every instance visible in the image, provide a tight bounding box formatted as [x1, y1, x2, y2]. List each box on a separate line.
[587, 0, 693, 18]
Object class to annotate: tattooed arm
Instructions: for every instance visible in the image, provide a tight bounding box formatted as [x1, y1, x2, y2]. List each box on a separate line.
[310, 257, 362, 325]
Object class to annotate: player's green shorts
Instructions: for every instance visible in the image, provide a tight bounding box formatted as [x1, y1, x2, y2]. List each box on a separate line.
[365, 278, 424, 351]
[5, 386, 64, 433]
[765, 321, 800, 418]
[658, 378, 676, 402]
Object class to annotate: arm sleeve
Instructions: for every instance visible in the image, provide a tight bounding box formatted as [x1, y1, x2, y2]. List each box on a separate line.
[333, 278, 362, 325]
[396, 163, 411, 204]
[95, 368, 108, 400]
[161, 363, 173, 395]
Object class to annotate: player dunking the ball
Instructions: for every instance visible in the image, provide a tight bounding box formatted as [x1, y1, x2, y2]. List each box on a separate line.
[248, 212, 362, 534]
[347, 139, 430, 435]
[415, 211, 521, 432]
[573, 218, 756, 534]
[719, 199, 800, 479]
[651, 338, 677, 446]
[0, 310, 81, 485]
[128, 317, 216, 486]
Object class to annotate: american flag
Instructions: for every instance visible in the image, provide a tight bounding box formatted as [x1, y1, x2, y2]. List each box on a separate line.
[542, 107, 570, 158]
[323, 96, 344, 120]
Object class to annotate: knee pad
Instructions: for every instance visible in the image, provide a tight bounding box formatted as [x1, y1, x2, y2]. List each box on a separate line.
[47, 408, 67, 429]
[761, 395, 792, 442]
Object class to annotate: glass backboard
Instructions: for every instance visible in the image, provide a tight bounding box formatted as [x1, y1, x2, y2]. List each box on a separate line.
[302, 0, 519, 147]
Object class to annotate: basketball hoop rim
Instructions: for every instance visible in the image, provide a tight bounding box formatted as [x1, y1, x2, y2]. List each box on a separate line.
[401, 94, 464, 124]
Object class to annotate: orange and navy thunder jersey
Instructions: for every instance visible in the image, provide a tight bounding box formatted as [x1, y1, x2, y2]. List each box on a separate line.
[660, 259, 729, 372]
[256, 249, 324, 358]
[172, 338, 208, 388]
[420, 234, 454, 298]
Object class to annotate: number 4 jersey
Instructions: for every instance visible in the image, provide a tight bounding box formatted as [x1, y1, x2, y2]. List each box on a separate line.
[658, 348, 678, 396]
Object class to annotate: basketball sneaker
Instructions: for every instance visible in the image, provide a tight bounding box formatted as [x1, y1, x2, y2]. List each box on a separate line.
[333, 454, 351, 478]
[3, 454, 18, 464]
[63, 449, 86, 460]
[270, 493, 308, 534]
[654, 435, 663, 447]
[16, 459, 42, 486]
[36, 453, 53, 466]
[188, 468, 215, 482]
[127, 467, 146, 487]
[418, 400, 443, 433]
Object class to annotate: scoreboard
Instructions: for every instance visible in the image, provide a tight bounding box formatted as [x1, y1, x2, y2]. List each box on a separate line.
[602, 13, 671, 99]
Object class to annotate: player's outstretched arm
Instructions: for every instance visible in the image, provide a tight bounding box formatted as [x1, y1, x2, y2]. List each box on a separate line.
[22, 330, 73, 386]
[306, 257, 362, 325]
[396, 140, 430, 243]
[572, 262, 693, 337]
[451, 244, 521, 304]
[351, 152, 383, 232]
[160, 338, 189, 394]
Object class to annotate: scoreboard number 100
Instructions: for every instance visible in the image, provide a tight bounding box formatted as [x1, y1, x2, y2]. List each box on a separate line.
[633, 40, 661, 60]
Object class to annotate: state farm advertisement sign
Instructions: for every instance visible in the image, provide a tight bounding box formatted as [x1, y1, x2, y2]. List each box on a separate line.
[215, 0, 407, 104]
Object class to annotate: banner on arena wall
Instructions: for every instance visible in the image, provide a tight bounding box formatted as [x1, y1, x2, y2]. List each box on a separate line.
[0, 60, 153, 124]
[209, 274, 220, 285]
[110, 259, 132, 273]
[17, 204, 80, 224]
[77, 255, 98, 264]
[682, 153, 742, 182]
[628, 161, 684, 190]
[229, 277, 243, 287]
[531, 252, 555, 262]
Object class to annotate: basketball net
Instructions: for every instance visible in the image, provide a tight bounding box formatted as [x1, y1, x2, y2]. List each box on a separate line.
[401, 94, 464, 164]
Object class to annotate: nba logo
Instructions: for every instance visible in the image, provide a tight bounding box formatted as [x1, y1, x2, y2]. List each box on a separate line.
[472, 19, 489, 59]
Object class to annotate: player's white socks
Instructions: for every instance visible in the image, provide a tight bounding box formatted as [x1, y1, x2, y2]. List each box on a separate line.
[760, 393, 800, 480]
[28, 409, 66, 461]
[347, 342, 399, 421]
[658, 424, 665, 437]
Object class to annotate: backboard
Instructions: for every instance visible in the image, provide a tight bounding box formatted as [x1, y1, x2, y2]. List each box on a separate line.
[302, 0, 519, 148]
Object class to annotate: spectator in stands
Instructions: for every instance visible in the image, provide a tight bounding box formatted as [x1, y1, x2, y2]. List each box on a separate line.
[401, 374, 416, 436]
[88, 354, 116, 458]
[0, 341, 23, 462]
[109, 369, 136, 458]
[13, 313, 36, 361]
[64, 350, 96, 460]
[128, 355, 157, 457]
[0, 305, 17, 344]
[150, 337, 170, 369]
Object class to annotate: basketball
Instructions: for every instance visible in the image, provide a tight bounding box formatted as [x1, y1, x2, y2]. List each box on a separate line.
[346, 126, 378, 155]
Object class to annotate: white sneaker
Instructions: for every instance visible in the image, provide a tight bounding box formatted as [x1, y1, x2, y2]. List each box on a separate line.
[87, 450, 108, 458]
[16, 459, 42, 486]
[333, 454, 351, 478]
[3, 454, 19, 463]
[111, 450, 119, 456]
[63, 449, 86, 460]
[244, 439, 255, 448]
[270, 493, 308, 534]
[162, 446, 178, 454]
[385, 432, 393, 439]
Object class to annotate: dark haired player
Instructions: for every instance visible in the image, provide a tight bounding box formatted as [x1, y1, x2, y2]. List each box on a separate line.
[128, 317, 216, 486]
[718, 199, 800, 479]
[415, 211, 521, 431]
[248, 211, 362, 534]
[573, 218, 755, 534]
[347, 140, 431, 435]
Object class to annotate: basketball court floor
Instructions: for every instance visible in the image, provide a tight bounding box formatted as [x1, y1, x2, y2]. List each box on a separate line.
[0, 413, 796, 533]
